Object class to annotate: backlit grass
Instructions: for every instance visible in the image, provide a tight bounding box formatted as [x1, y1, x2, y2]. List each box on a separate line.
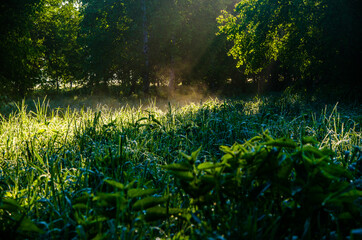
[0, 94, 361, 239]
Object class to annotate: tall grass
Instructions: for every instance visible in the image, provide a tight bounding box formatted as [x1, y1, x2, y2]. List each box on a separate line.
[0, 94, 361, 239]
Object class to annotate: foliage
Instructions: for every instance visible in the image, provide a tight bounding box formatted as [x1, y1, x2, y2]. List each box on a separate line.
[1, 0, 360, 97]
[0, 96, 361, 239]
[218, 0, 362, 93]
[148, 0, 237, 88]
[164, 132, 362, 238]
[0, 0, 245, 97]
[0, 0, 84, 98]
[35, 0, 83, 90]
[79, 0, 133, 91]
[0, 0, 44, 97]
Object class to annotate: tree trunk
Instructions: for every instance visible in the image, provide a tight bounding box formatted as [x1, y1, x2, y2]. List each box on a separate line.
[141, 0, 149, 93]
[56, 77, 59, 92]
[168, 53, 175, 96]
[168, 68, 175, 95]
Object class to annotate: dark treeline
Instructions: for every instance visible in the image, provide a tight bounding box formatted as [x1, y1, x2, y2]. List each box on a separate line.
[0, 0, 361, 99]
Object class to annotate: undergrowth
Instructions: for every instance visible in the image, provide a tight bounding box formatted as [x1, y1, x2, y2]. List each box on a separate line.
[0, 94, 361, 239]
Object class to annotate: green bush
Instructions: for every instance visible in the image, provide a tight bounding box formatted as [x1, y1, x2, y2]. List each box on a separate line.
[164, 131, 362, 239]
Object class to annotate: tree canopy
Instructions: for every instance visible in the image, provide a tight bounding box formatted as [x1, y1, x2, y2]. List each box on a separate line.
[0, 0, 360, 99]
[218, 0, 362, 93]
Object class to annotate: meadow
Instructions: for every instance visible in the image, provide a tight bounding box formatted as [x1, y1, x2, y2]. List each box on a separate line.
[0, 92, 361, 239]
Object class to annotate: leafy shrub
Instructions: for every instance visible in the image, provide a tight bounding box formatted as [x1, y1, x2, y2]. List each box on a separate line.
[0, 196, 44, 238]
[163, 131, 362, 239]
[70, 179, 181, 239]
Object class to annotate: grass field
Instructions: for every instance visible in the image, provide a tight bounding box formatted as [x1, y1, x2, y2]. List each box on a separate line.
[0, 93, 361, 239]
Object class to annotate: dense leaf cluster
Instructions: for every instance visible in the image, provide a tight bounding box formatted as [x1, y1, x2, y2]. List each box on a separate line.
[0, 0, 237, 98]
[1, 0, 360, 99]
[218, 0, 362, 94]
[165, 132, 362, 239]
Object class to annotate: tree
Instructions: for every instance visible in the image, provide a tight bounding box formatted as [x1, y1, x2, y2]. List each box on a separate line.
[0, 0, 44, 97]
[148, 0, 238, 91]
[218, 0, 362, 94]
[35, 0, 83, 91]
[79, 0, 131, 93]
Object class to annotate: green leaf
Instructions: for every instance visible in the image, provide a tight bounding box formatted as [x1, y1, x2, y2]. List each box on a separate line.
[263, 138, 297, 148]
[92, 233, 107, 240]
[72, 203, 88, 209]
[104, 179, 125, 190]
[34, 151, 46, 167]
[73, 192, 91, 204]
[197, 162, 224, 170]
[338, 212, 354, 220]
[93, 193, 127, 207]
[169, 171, 194, 181]
[320, 164, 353, 180]
[125, 180, 137, 189]
[324, 189, 362, 206]
[28, 162, 46, 174]
[128, 188, 158, 199]
[302, 153, 328, 166]
[320, 147, 335, 157]
[277, 160, 293, 180]
[302, 136, 319, 145]
[219, 145, 234, 154]
[191, 146, 202, 162]
[133, 196, 169, 210]
[151, 117, 162, 126]
[179, 151, 192, 161]
[221, 153, 234, 164]
[303, 145, 327, 158]
[249, 135, 263, 142]
[161, 163, 192, 171]
[144, 206, 182, 222]
[135, 117, 148, 124]
[144, 206, 168, 222]
[83, 216, 108, 226]
[0, 198, 24, 212]
[200, 175, 217, 184]
[18, 217, 44, 233]
[93, 192, 120, 201]
[37, 128, 46, 134]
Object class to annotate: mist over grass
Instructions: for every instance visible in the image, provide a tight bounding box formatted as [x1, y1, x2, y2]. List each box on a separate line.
[0, 92, 361, 239]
